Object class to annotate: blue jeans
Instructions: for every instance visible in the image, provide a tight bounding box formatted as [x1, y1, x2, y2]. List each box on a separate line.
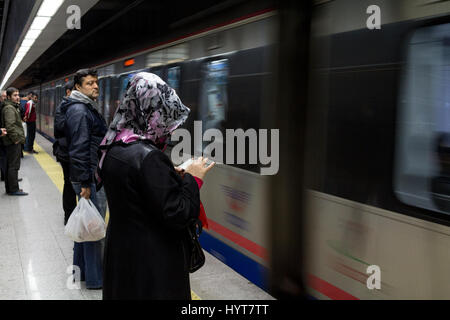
[25, 122, 36, 152]
[71, 182, 107, 288]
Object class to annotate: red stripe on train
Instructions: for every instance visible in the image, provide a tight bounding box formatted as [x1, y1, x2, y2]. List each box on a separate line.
[308, 274, 359, 300]
[206, 220, 358, 300]
[207, 219, 268, 261]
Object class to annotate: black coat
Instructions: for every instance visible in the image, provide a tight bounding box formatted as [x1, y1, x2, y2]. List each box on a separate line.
[100, 141, 200, 300]
[53, 98, 78, 163]
[63, 99, 107, 187]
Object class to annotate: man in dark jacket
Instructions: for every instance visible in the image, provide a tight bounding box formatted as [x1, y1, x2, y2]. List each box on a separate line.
[0, 90, 7, 181]
[63, 69, 107, 289]
[1, 87, 27, 196]
[53, 81, 76, 225]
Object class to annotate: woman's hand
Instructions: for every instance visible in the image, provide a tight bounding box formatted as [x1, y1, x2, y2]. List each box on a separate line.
[185, 157, 215, 181]
[174, 167, 185, 179]
[81, 187, 91, 200]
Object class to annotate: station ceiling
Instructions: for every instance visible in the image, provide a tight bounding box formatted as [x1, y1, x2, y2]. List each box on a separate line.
[0, 1, 5, 34]
[7, 0, 272, 89]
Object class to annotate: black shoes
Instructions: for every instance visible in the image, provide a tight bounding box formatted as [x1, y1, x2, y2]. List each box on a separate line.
[7, 191, 28, 196]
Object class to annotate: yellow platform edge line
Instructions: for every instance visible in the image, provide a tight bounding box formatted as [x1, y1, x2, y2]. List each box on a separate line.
[31, 142, 202, 300]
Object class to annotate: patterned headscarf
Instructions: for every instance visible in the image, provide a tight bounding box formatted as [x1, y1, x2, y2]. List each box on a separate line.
[98, 72, 190, 169]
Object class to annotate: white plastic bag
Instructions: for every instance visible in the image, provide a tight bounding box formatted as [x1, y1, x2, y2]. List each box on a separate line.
[64, 198, 106, 242]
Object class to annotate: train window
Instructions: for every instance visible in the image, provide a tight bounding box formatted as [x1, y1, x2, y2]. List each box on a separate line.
[98, 64, 115, 78]
[146, 43, 189, 68]
[150, 67, 164, 79]
[103, 77, 112, 125]
[98, 78, 105, 116]
[167, 66, 180, 93]
[201, 59, 228, 127]
[118, 73, 136, 100]
[147, 51, 164, 68]
[49, 87, 55, 116]
[166, 43, 189, 63]
[56, 86, 64, 104]
[395, 23, 450, 214]
[197, 59, 229, 153]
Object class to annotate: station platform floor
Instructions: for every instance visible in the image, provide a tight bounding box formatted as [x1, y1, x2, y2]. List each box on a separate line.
[0, 132, 274, 300]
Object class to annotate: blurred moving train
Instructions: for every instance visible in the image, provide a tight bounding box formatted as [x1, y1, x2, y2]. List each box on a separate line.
[304, 0, 450, 299]
[23, 0, 450, 300]
[25, 9, 277, 291]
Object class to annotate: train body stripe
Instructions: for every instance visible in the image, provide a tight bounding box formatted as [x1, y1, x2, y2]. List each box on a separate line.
[199, 231, 268, 290]
[208, 218, 268, 261]
[307, 274, 359, 300]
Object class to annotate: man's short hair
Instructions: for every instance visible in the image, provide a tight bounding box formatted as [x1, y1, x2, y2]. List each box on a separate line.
[73, 69, 98, 88]
[64, 80, 74, 92]
[6, 87, 19, 98]
[27, 92, 34, 97]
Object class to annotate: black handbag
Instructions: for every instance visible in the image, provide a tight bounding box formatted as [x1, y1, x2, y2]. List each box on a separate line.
[186, 219, 205, 273]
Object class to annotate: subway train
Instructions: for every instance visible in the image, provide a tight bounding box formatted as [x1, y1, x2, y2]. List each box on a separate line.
[24, 0, 450, 300]
[303, 0, 450, 299]
[25, 9, 278, 291]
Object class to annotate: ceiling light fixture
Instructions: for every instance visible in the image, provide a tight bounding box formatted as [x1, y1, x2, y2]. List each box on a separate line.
[0, 0, 65, 89]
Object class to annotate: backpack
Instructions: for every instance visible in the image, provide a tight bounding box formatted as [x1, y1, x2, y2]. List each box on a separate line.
[52, 100, 73, 162]
[19, 100, 27, 119]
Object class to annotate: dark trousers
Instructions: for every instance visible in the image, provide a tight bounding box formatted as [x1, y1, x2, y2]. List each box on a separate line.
[25, 122, 36, 152]
[60, 160, 77, 225]
[72, 182, 107, 289]
[0, 145, 6, 181]
[5, 144, 21, 194]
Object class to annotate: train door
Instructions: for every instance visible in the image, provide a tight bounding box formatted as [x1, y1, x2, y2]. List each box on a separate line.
[49, 86, 56, 137]
[167, 65, 181, 94]
[110, 72, 136, 119]
[197, 58, 229, 156]
[110, 75, 121, 122]
[178, 60, 201, 136]
[164, 64, 185, 151]
[268, 1, 312, 299]
[42, 87, 50, 137]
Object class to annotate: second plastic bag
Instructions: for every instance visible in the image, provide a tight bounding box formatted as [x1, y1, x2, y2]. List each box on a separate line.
[64, 198, 106, 242]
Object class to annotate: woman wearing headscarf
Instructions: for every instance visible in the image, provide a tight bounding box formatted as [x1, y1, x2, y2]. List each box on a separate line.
[98, 72, 214, 300]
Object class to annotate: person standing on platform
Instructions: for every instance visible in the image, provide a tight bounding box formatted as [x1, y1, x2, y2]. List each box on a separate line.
[24, 92, 38, 154]
[0, 90, 7, 182]
[63, 69, 107, 289]
[53, 80, 77, 225]
[98, 72, 214, 299]
[19, 92, 32, 158]
[1, 87, 27, 196]
[19, 92, 31, 118]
